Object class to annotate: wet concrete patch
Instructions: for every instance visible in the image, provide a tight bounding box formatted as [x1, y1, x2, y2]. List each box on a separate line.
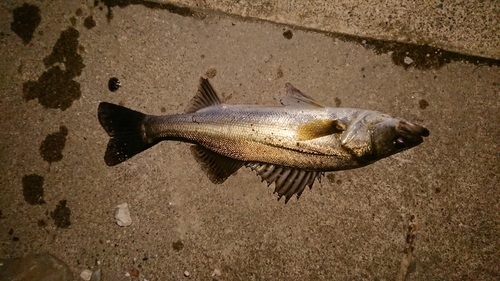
[50, 200, 71, 228]
[83, 16, 96, 29]
[11, 3, 41, 45]
[334, 34, 500, 70]
[23, 67, 81, 110]
[22, 27, 84, 110]
[22, 174, 46, 205]
[42, 28, 84, 76]
[96, 0, 204, 22]
[39, 125, 68, 164]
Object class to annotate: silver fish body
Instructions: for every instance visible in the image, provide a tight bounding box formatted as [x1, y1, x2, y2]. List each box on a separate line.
[98, 78, 429, 202]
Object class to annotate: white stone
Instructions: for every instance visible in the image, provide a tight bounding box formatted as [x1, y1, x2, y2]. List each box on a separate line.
[80, 269, 92, 281]
[404, 56, 414, 65]
[212, 268, 221, 276]
[184, 270, 190, 277]
[114, 203, 132, 227]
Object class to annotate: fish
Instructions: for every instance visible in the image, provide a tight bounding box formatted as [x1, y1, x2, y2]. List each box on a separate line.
[98, 77, 429, 203]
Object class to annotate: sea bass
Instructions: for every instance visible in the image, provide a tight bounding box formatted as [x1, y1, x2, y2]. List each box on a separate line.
[98, 78, 429, 203]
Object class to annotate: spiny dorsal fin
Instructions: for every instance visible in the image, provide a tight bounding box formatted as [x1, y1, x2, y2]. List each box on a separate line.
[296, 119, 346, 141]
[246, 163, 322, 203]
[185, 77, 221, 113]
[280, 83, 324, 108]
[191, 145, 244, 184]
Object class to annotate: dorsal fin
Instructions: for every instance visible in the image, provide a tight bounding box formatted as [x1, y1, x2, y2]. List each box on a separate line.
[185, 77, 221, 113]
[190, 145, 244, 184]
[280, 83, 324, 108]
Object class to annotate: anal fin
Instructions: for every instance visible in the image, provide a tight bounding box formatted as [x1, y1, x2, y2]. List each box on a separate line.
[191, 145, 244, 184]
[247, 163, 323, 203]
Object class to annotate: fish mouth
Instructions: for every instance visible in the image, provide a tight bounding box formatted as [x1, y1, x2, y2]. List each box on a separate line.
[398, 121, 430, 139]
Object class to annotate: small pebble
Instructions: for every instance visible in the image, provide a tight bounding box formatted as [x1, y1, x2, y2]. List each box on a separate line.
[108, 77, 121, 92]
[184, 270, 190, 277]
[80, 269, 92, 281]
[129, 269, 139, 277]
[114, 203, 132, 226]
[212, 268, 221, 277]
[90, 269, 102, 281]
[404, 56, 414, 65]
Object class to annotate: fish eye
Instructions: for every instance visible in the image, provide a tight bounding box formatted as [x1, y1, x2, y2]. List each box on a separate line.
[393, 136, 406, 149]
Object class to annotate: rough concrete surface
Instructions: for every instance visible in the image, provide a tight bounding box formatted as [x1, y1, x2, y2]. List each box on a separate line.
[0, 253, 73, 281]
[0, 0, 499, 281]
[157, 0, 500, 60]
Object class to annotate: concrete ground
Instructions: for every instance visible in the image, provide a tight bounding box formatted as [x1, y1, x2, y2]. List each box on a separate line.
[1, 0, 499, 280]
[159, 0, 500, 60]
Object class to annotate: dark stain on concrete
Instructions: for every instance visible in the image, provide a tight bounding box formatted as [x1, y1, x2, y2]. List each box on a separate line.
[283, 30, 293, 39]
[22, 174, 46, 205]
[172, 240, 184, 251]
[22, 27, 84, 110]
[96, 0, 204, 22]
[84, 16, 96, 29]
[38, 219, 47, 227]
[419, 99, 429, 109]
[51, 200, 71, 228]
[327, 173, 343, 185]
[206, 68, 217, 78]
[334, 34, 500, 69]
[17, 62, 23, 74]
[76, 8, 83, 16]
[11, 3, 42, 45]
[276, 67, 283, 78]
[334, 97, 342, 107]
[70, 16, 77, 27]
[39, 126, 68, 164]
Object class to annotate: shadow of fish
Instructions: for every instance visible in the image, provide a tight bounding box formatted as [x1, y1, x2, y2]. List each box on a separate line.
[98, 78, 429, 203]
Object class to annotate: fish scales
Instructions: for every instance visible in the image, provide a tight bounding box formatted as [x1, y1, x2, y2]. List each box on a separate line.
[144, 106, 357, 170]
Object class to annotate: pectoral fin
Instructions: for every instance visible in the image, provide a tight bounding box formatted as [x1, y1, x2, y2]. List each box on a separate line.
[247, 163, 322, 203]
[281, 83, 324, 108]
[191, 145, 244, 184]
[296, 119, 346, 141]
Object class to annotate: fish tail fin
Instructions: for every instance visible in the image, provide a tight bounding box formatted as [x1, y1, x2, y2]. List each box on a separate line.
[98, 102, 157, 166]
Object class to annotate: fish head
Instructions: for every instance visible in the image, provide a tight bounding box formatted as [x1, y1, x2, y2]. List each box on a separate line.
[368, 114, 429, 161]
[341, 111, 429, 163]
